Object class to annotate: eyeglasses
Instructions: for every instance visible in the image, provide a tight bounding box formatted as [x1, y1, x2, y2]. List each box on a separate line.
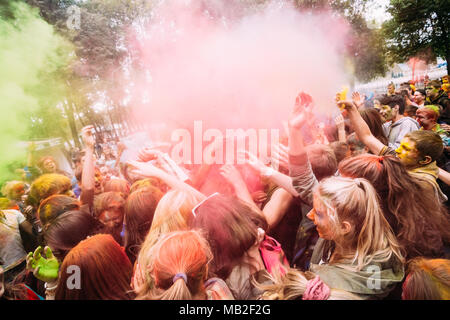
[191, 192, 220, 218]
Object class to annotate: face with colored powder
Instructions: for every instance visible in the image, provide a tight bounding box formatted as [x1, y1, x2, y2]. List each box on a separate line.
[98, 208, 123, 230]
[307, 194, 337, 241]
[94, 168, 104, 195]
[43, 159, 57, 173]
[395, 138, 421, 168]
[425, 86, 439, 99]
[415, 109, 436, 130]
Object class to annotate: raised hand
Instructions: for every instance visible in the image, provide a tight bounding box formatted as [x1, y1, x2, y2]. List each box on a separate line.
[137, 147, 163, 162]
[251, 190, 268, 204]
[289, 92, 313, 129]
[81, 125, 95, 149]
[237, 150, 267, 174]
[127, 160, 163, 179]
[335, 114, 345, 131]
[352, 91, 364, 109]
[26, 246, 59, 283]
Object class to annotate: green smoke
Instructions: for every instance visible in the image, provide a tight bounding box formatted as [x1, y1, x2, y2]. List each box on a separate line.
[0, 1, 73, 188]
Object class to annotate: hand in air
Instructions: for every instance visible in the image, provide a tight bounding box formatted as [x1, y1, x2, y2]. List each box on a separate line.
[26, 246, 59, 283]
[81, 126, 95, 149]
[289, 92, 313, 129]
[237, 150, 267, 174]
[352, 92, 364, 109]
[127, 160, 163, 178]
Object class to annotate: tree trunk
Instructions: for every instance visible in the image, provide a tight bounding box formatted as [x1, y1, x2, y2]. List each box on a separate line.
[64, 101, 82, 149]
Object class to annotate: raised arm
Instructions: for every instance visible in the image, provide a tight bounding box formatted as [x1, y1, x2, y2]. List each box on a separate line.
[127, 160, 205, 201]
[340, 100, 386, 155]
[80, 126, 95, 209]
[287, 92, 319, 207]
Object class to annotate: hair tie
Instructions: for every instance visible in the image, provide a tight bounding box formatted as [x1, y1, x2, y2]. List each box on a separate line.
[173, 273, 187, 284]
[302, 276, 330, 300]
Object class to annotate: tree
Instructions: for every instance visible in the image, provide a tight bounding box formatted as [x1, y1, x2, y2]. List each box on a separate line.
[293, 0, 389, 82]
[383, 0, 450, 72]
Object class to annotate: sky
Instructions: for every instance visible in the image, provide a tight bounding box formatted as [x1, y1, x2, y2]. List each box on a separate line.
[364, 0, 391, 27]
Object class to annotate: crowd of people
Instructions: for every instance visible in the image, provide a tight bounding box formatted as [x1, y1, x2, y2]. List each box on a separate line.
[1, 75, 450, 301]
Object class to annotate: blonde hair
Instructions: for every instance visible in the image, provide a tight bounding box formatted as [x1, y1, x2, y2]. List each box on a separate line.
[132, 189, 204, 293]
[255, 268, 361, 300]
[315, 176, 404, 271]
[134, 230, 212, 300]
[403, 258, 450, 300]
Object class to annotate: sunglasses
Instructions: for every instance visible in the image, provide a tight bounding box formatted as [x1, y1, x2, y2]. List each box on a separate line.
[191, 192, 220, 218]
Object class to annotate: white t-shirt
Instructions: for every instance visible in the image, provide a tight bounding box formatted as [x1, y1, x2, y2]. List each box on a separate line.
[0, 209, 27, 271]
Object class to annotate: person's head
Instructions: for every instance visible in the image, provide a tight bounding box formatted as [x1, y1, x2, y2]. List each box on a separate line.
[257, 268, 361, 300]
[360, 108, 388, 145]
[37, 156, 58, 174]
[135, 230, 213, 300]
[129, 178, 167, 194]
[396, 130, 443, 169]
[338, 154, 450, 258]
[43, 210, 100, 261]
[133, 189, 204, 292]
[387, 82, 396, 95]
[402, 258, 450, 300]
[413, 89, 426, 105]
[1, 181, 26, 201]
[55, 234, 134, 300]
[346, 133, 368, 157]
[38, 194, 80, 226]
[404, 105, 418, 119]
[94, 192, 125, 242]
[94, 167, 104, 195]
[124, 186, 163, 261]
[103, 179, 130, 197]
[377, 104, 393, 122]
[380, 95, 405, 118]
[190, 193, 268, 279]
[426, 80, 442, 100]
[305, 144, 338, 181]
[328, 142, 349, 164]
[307, 176, 403, 270]
[415, 105, 440, 130]
[27, 174, 73, 208]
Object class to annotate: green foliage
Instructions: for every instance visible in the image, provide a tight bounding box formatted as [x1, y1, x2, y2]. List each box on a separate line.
[0, 1, 74, 185]
[383, 0, 450, 69]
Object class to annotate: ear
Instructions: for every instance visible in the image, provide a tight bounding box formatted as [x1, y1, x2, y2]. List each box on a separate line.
[418, 155, 432, 165]
[256, 227, 265, 245]
[340, 221, 352, 236]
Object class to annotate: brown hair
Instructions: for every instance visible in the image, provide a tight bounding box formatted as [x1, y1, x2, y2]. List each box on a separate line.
[55, 234, 134, 300]
[93, 191, 126, 219]
[38, 194, 80, 226]
[190, 194, 268, 279]
[402, 258, 450, 300]
[404, 130, 443, 162]
[329, 142, 349, 164]
[103, 179, 131, 196]
[360, 108, 388, 145]
[43, 210, 100, 261]
[339, 154, 450, 259]
[305, 144, 338, 181]
[124, 186, 163, 263]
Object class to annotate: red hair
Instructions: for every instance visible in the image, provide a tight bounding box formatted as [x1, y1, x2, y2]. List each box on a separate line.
[55, 234, 134, 300]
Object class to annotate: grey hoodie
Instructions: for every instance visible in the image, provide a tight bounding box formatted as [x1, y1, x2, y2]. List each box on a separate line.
[383, 116, 420, 150]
